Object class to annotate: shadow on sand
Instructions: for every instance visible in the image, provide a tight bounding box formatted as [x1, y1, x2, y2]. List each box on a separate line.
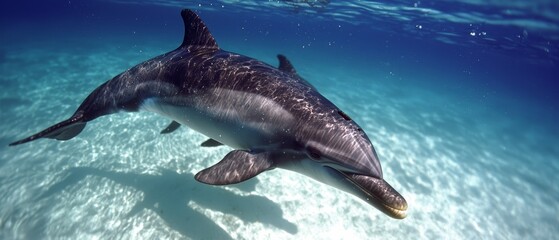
[39, 167, 298, 239]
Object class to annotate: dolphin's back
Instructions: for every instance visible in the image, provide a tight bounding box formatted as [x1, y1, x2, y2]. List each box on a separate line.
[139, 48, 333, 150]
[8, 8, 330, 146]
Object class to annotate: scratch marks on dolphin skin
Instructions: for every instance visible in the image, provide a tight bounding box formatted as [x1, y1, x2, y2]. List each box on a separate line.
[204, 88, 294, 129]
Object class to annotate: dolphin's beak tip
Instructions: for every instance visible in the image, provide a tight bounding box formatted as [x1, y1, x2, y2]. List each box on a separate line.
[394, 212, 407, 219]
[390, 201, 408, 219]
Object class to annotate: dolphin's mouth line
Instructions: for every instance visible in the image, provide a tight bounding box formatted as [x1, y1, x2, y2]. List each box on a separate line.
[334, 168, 408, 219]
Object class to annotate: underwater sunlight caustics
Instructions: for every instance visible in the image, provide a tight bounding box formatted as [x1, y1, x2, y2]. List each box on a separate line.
[9, 9, 407, 219]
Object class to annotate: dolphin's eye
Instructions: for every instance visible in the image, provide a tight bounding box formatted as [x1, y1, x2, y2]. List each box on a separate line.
[308, 149, 321, 160]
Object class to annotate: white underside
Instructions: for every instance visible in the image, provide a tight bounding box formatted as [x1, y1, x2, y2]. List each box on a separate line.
[140, 88, 296, 151]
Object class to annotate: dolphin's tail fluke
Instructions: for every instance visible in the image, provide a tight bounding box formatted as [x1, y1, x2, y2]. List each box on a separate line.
[9, 112, 86, 146]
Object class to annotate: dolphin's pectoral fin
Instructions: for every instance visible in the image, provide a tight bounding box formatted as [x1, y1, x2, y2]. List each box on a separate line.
[160, 121, 181, 134]
[195, 150, 274, 185]
[9, 115, 86, 146]
[200, 138, 223, 147]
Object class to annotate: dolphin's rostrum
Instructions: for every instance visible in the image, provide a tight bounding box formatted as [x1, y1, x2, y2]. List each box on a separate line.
[10, 9, 407, 219]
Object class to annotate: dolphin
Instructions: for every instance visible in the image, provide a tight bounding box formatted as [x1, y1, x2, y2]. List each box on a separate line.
[9, 9, 407, 218]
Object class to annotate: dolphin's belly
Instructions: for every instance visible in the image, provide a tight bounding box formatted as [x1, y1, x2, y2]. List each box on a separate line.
[141, 88, 296, 150]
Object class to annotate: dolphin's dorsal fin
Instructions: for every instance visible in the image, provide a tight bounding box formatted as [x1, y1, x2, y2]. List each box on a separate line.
[180, 9, 218, 49]
[277, 54, 297, 75]
[277, 54, 317, 91]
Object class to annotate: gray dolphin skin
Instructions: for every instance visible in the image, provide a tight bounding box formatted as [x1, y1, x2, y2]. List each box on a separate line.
[10, 9, 407, 218]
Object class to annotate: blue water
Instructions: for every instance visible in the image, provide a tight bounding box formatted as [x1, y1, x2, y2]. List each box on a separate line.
[1, 1, 558, 239]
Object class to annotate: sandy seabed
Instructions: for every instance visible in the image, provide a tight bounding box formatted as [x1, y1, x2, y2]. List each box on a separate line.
[0, 43, 557, 240]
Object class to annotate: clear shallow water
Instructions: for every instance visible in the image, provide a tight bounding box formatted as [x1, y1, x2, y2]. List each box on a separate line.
[1, 1, 558, 239]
